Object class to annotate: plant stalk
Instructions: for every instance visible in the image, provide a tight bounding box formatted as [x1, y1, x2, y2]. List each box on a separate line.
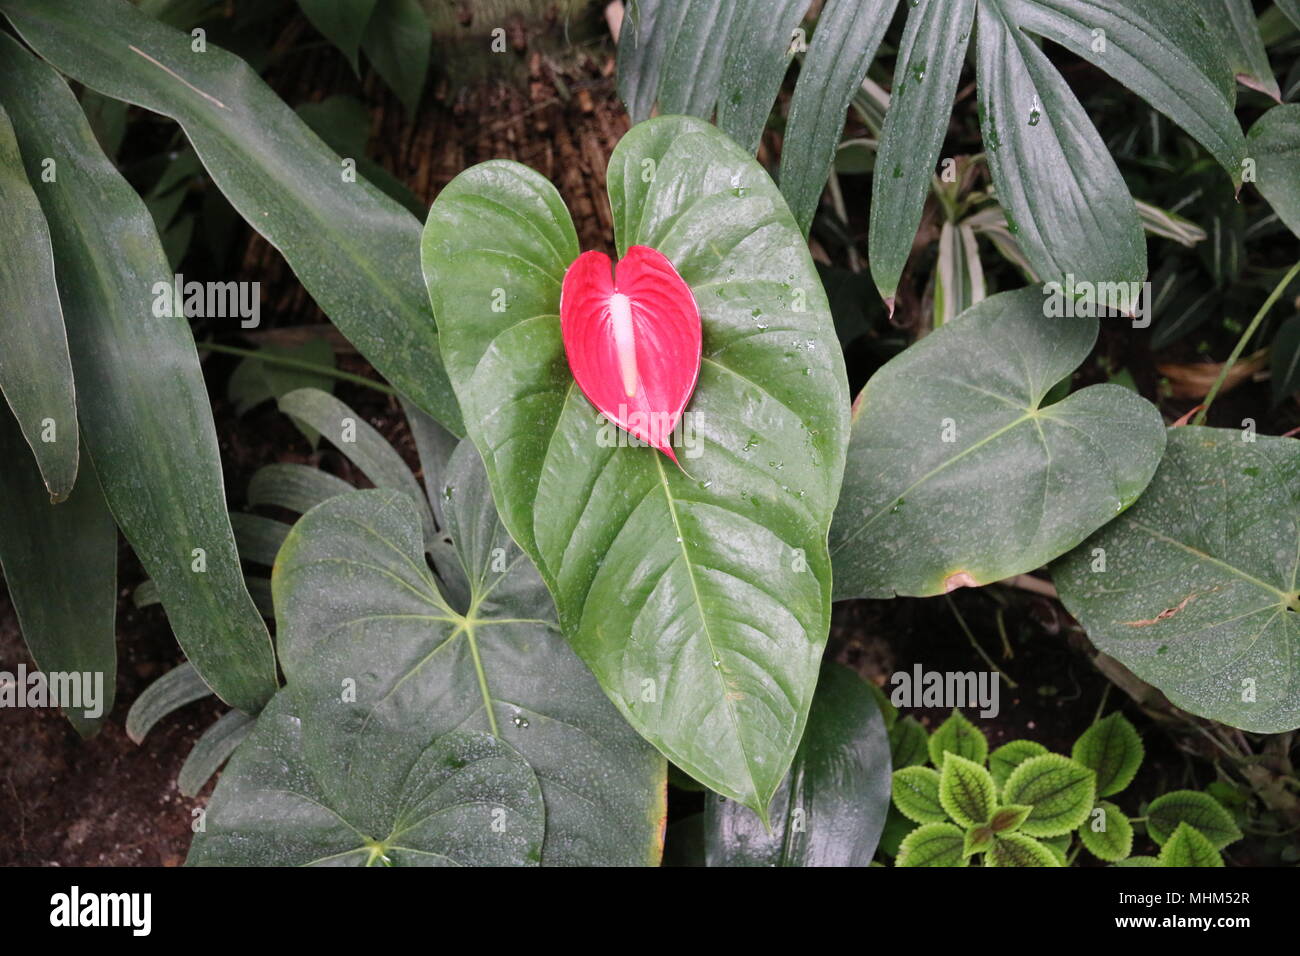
[199, 341, 398, 396]
[1192, 260, 1300, 425]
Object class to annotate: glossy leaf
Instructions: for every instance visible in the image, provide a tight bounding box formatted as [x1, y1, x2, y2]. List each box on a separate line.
[985, 832, 1060, 867]
[938, 754, 997, 828]
[188, 692, 546, 867]
[1146, 790, 1243, 848]
[423, 115, 850, 814]
[1053, 427, 1300, 732]
[1071, 712, 1144, 797]
[0, 0, 463, 434]
[779, 0, 896, 234]
[1248, 104, 1300, 239]
[1078, 801, 1134, 863]
[703, 662, 892, 866]
[1001, 754, 1096, 838]
[0, 33, 277, 712]
[126, 662, 212, 744]
[892, 766, 947, 825]
[868, 0, 977, 304]
[560, 246, 702, 464]
[298, 0, 379, 72]
[988, 739, 1047, 791]
[871, 0, 1246, 301]
[0, 103, 78, 500]
[830, 288, 1167, 599]
[976, 0, 1146, 295]
[272, 473, 666, 865]
[927, 709, 988, 769]
[0, 411, 114, 737]
[715, 0, 813, 155]
[998, 0, 1245, 184]
[1158, 822, 1224, 867]
[615, 0, 685, 123]
[896, 822, 967, 867]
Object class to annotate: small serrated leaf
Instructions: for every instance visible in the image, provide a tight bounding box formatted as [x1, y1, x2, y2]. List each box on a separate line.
[927, 709, 989, 769]
[1002, 754, 1096, 838]
[892, 766, 947, 825]
[1147, 790, 1243, 849]
[889, 716, 930, 769]
[938, 753, 998, 828]
[964, 825, 995, 857]
[896, 822, 968, 867]
[1158, 822, 1224, 867]
[1078, 801, 1134, 863]
[988, 804, 1032, 833]
[1072, 712, 1144, 797]
[989, 739, 1048, 791]
[985, 832, 1061, 867]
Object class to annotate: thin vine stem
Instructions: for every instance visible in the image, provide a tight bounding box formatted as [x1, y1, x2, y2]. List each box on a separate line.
[945, 594, 1019, 690]
[200, 341, 398, 396]
[1192, 259, 1300, 426]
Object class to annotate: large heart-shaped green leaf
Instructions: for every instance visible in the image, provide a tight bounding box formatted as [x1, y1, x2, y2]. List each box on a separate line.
[0, 34, 277, 712]
[0, 102, 78, 501]
[1053, 427, 1300, 732]
[1, 0, 463, 434]
[703, 662, 892, 866]
[187, 691, 545, 866]
[830, 288, 1166, 599]
[271, 473, 666, 865]
[422, 115, 850, 816]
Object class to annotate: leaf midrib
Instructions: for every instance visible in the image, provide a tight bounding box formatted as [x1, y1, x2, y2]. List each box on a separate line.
[653, 453, 764, 810]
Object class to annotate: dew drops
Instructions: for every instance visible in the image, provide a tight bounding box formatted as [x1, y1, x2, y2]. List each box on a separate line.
[1027, 96, 1042, 127]
[511, 713, 530, 729]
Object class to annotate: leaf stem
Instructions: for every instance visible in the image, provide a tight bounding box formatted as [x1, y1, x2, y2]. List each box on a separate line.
[199, 341, 398, 396]
[1192, 260, 1300, 426]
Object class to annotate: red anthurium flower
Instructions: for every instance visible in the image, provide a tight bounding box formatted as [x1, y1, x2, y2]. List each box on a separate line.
[560, 245, 702, 464]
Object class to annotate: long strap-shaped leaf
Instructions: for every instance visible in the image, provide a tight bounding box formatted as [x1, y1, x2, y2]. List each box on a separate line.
[869, 0, 1246, 304]
[0, 0, 464, 435]
[975, 0, 1146, 293]
[867, 0, 977, 306]
[0, 103, 78, 501]
[0, 410, 115, 738]
[0, 36, 277, 712]
[778, 0, 897, 235]
[715, 0, 814, 155]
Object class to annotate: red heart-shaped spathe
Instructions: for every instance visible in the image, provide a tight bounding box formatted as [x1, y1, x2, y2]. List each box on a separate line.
[560, 245, 702, 464]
